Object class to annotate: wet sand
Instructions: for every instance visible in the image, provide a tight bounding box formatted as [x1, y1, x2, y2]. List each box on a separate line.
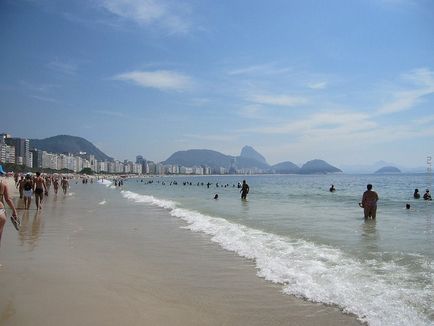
[0, 181, 362, 325]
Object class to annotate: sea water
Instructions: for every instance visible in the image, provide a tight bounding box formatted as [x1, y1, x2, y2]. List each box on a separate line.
[117, 174, 433, 326]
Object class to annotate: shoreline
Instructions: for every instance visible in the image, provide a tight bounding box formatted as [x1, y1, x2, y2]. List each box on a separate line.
[0, 178, 362, 325]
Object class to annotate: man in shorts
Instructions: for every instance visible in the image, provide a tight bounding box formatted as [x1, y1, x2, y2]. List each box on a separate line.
[33, 172, 47, 210]
[61, 176, 69, 195]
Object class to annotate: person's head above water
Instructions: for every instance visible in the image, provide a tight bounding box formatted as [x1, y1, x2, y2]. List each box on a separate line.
[214, 194, 218, 199]
[415, 189, 419, 192]
[406, 203, 410, 209]
[367, 184, 373, 190]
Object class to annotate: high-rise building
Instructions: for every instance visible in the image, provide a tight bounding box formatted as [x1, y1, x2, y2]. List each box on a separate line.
[5, 137, 31, 167]
[30, 149, 43, 169]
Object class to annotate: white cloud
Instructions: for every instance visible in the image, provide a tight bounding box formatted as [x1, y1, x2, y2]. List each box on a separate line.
[307, 81, 327, 90]
[99, 0, 191, 34]
[376, 68, 434, 115]
[249, 94, 307, 107]
[94, 110, 126, 118]
[30, 95, 58, 103]
[47, 60, 78, 75]
[113, 70, 193, 91]
[250, 111, 374, 135]
[228, 63, 291, 76]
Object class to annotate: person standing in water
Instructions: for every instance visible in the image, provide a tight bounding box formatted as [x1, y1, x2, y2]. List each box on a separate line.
[361, 184, 379, 219]
[240, 180, 250, 200]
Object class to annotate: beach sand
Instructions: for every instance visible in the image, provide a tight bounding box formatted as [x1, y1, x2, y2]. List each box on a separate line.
[0, 180, 362, 325]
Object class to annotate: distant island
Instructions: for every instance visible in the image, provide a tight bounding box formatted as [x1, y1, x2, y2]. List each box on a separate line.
[374, 166, 401, 174]
[164, 147, 342, 175]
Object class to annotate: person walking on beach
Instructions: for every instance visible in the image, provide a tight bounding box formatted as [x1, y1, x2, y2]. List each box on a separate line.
[52, 176, 59, 194]
[17, 175, 24, 199]
[0, 170, 19, 247]
[61, 177, 69, 195]
[240, 180, 250, 200]
[361, 184, 379, 219]
[33, 172, 47, 210]
[23, 174, 33, 210]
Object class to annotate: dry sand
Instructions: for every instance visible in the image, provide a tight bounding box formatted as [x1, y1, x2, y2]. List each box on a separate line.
[0, 178, 362, 325]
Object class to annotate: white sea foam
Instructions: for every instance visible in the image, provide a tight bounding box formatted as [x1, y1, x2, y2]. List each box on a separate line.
[97, 179, 112, 187]
[121, 190, 433, 326]
[98, 200, 107, 205]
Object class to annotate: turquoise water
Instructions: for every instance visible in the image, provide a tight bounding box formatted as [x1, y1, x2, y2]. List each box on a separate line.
[116, 174, 433, 326]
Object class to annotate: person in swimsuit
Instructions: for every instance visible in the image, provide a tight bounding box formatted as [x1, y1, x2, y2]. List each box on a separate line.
[423, 189, 432, 201]
[61, 177, 69, 195]
[0, 170, 19, 247]
[45, 175, 52, 193]
[361, 184, 379, 219]
[413, 189, 420, 199]
[33, 172, 47, 210]
[52, 177, 59, 194]
[240, 180, 250, 200]
[23, 174, 33, 210]
[17, 175, 24, 199]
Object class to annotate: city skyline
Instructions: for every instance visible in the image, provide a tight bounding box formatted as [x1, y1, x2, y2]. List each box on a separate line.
[1, 0, 433, 167]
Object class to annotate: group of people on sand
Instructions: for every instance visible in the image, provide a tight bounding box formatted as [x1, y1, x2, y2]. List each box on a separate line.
[15, 172, 69, 210]
[1, 169, 71, 248]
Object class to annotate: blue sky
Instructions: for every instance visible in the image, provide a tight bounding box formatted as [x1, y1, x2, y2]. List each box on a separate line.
[1, 0, 433, 167]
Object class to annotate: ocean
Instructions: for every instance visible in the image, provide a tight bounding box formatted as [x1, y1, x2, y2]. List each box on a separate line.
[114, 174, 433, 326]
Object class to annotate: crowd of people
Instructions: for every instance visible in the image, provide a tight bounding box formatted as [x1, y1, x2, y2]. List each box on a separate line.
[0, 169, 71, 248]
[15, 172, 70, 210]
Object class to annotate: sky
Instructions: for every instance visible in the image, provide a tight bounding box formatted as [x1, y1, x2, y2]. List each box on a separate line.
[1, 0, 434, 168]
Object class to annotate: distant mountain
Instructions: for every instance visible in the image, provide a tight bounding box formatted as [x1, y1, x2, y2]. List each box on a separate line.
[163, 149, 270, 170]
[240, 146, 267, 165]
[272, 161, 300, 174]
[164, 148, 342, 175]
[30, 135, 113, 162]
[299, 159, 342, 174]
[164, 149, 231, 169]
[375, 166, 401, 174]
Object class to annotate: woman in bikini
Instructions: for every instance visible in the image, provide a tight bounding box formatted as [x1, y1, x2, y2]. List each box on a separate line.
[0, 171, 19, 247]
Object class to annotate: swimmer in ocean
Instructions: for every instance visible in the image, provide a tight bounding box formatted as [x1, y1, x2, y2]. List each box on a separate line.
[240, 180, 249, 200]
[361, 184, 379, 219]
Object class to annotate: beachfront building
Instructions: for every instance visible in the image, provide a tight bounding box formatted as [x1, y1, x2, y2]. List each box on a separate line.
[179, 166, 193, 174]
[132, 163, 142, 174]
[192, 166, 204, 175]
[75, 156, 83, 172]
[30, 149, 43, 169]
[147, 161, 156, 175]
[202, 166, 212, 175]
[57, 154, 75, 171]
[0, 141, 16, 164]
[97, 161, 107, 173]
[5, 137, 31, 167]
